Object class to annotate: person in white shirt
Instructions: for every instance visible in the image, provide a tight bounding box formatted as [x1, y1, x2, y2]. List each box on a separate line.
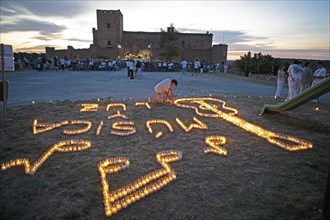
[224, 64, 229, 73]
[128, 59, 134, 79]
[126, 60, 130, 76]
[274, 64, 286, 99]
[180, 60, 188, 78]
[59, 57, 66, 71]
[168, 62, 174, 72]
[300, 62, 313, 92]
[215, 62, 220, 72]
[162, 62, 167, 72]
[193, 58, 201, 77]
[148, 78, 178, 103]
[311, 61, 327, 102]
[312, 61, 327, 85]
[158, 62, 162, 71]
[287, 60, 303, 100]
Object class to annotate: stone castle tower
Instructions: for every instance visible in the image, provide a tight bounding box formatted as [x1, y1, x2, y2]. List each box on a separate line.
[92, 10, 123, 49]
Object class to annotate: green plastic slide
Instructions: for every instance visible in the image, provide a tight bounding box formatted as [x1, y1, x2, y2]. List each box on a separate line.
[260, 77, 330, 115]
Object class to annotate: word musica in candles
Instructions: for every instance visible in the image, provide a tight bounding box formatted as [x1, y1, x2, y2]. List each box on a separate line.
[1, 97, 313, 218]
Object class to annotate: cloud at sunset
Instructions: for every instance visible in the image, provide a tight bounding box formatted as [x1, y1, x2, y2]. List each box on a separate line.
[1, 0, 329, 60]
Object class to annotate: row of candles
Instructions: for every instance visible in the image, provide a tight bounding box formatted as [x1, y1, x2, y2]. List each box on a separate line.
[174, 97, 313, 151]
[2, 96, 314, 218]
[33, 117, 210, 137]
[1, 140, 91, 174]
[33, 97, 313, 151]
[98, 150, 182, 217]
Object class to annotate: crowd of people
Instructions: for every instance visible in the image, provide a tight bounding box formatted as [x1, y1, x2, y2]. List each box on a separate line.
[18, 56, 125, 72]
[12, 54, 328, 106]
[124, 56, 229, 80]
[135, 59, 229, 74]
[15, 54, 229, 77]
[274, 60, 328, 102]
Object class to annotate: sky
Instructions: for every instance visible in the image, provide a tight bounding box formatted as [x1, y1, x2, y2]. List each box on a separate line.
[0, 0, 329, 60]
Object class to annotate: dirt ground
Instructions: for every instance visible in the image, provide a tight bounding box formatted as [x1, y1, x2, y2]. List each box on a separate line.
[0, 94, 329, 220]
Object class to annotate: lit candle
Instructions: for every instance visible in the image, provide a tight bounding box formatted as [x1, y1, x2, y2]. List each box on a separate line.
[98, 150, 182, 217]
[174, 97, 312, 151]
[146, 120, 173, 138]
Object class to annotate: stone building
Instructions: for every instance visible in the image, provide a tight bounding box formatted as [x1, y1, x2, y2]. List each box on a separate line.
[46, 9, 228, 64]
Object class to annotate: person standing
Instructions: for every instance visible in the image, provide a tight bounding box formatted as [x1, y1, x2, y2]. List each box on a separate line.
[287, 60, 303, 100]
[312, 61, 327, 85]
[126, 59, 130, 77]
[136, 56, 143, 78]
[54, 56, 58, 70]
[224, 63, 229, 73]
[85, 57, 91, 72]
[215, 62, 220, 72]
[200, 60, 204, 74]
[193, 58, 201, 77]
[168, 61, 174, 72]
[300, 62, 313, 92]
[311, 61, 327, 102]
[180, 59, 188, 78]
[274, 64, 286, 99]
[221, 61, 225, 72]
[36, 57, 42, 72]
[128, 59, 134, 79]
[59, 57, 66, 71]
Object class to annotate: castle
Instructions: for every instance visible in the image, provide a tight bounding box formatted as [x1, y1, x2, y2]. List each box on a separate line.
[46, 9, 228, 63]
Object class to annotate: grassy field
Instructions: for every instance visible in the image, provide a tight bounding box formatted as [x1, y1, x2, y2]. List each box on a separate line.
[211, 71, 278, 86]
[0, 93, 329, 219]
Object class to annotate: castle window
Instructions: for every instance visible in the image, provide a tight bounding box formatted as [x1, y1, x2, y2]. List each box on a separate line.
[107, 23, 111, 29]
[107, 41, 112, 46]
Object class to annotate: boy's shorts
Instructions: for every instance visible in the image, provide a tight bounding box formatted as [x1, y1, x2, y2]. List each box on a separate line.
[155, 92, 164, 103]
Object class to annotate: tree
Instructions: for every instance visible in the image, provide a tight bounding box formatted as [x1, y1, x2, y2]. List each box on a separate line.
[235, 51, 254, 76]
[159, 23, 182, 61]
[234, 51, 275, 75]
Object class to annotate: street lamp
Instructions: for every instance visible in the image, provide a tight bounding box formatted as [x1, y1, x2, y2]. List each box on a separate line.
[116, 43, 122, 59]
[147, 43, 152, 60]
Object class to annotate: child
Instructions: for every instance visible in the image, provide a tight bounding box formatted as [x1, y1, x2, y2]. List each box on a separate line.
[148, 78, 178, 104]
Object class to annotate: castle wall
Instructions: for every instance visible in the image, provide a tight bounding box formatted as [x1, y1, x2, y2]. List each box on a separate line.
[46, 45, 117, 60]
[178, 33, 212, 50]
[177, 33, 212, 63]
[121, 31, 213, 62]
[212, 44, 228, 64]
[121, 31, 160, 60]
[45, 9, 228, 64]
[46, 46, 91, 59]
